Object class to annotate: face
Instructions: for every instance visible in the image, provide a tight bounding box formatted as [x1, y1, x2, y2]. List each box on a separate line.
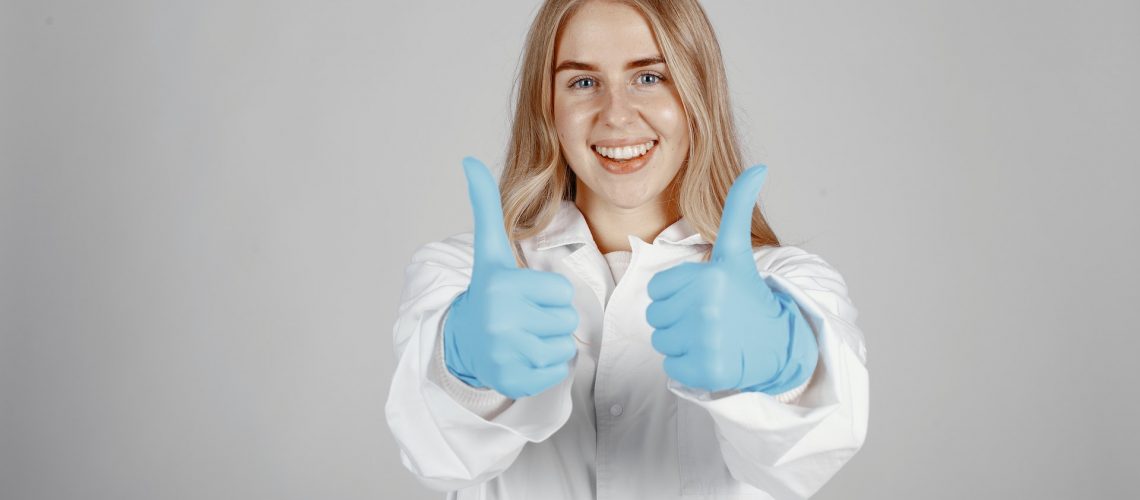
[553, 0, 690, 211]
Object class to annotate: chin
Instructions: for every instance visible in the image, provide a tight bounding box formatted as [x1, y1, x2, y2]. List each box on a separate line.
[571, 157, 673, 210]
[597, 187, 660, 210]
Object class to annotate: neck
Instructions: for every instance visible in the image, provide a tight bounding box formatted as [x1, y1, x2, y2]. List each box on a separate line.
[574, 181, 680, 254]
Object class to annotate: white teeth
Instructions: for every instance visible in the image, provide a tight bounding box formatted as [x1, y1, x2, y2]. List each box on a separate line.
[594, 140, 655, 160]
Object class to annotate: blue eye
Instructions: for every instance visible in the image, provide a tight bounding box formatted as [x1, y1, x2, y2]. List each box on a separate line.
[570, 77, 596, 89]
[639, 73, 662, 85]
[568, 72, 665, 90]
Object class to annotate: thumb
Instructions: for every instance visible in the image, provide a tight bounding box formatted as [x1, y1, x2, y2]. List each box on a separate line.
[462, 156, 516, 269]
[711, 164, 768, 263]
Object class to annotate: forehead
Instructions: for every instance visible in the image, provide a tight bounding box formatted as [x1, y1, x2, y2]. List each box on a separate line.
[555, 1, 660, 63]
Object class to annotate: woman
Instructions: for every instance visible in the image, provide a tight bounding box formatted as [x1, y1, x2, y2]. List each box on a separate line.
[386, 0, 869, 498]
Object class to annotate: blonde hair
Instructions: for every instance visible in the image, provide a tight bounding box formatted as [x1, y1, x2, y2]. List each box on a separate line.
[501, 0, 780, 265]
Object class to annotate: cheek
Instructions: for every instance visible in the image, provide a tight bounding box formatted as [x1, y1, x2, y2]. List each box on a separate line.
[640, 95, 686, 140]
[553, 110, 589, 174]
[555, 113, 596, 157]
[658, 106, 687, 139]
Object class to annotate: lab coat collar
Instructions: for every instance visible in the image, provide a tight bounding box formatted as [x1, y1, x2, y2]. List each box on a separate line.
[534, 200, 710, 251]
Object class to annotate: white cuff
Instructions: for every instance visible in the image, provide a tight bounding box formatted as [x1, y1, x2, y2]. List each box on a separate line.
[771, 368, 813, 405]
[426, 313, 513, 420]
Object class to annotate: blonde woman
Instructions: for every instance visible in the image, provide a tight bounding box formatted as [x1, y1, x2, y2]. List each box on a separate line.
[385, 0, 868, 498]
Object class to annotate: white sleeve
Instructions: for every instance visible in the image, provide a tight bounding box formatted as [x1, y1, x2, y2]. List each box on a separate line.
[667, 246, 869, 499]
[426, 308, 513, 419]
[384, 233, 575, 492]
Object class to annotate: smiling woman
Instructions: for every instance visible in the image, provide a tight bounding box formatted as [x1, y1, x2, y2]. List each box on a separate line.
[385, 1, 870, 499]
[501, 0, 780, 259]
[552, 2, 689, 250]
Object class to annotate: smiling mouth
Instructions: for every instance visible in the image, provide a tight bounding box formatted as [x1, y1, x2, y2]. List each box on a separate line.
[591, 140, 658, 175]
[592, 140, 657, 161]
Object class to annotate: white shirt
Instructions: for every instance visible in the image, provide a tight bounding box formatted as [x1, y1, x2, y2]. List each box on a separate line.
[602, 250, 632, 284]
[386, 200, 869, 499]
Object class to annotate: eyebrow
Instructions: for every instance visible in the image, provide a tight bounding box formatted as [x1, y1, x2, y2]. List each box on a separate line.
[553, 56, 666, 74]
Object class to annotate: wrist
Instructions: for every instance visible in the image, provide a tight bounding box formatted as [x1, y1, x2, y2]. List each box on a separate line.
[741, 291, 817, 394]
[443, 293, 485, 388]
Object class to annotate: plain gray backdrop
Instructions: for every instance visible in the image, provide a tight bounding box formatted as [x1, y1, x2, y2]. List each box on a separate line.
[3, 1, 1138, 499]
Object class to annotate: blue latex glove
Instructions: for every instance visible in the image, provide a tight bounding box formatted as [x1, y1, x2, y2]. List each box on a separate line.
[442, 157, 580, 399]
[646, 165, 818, 394]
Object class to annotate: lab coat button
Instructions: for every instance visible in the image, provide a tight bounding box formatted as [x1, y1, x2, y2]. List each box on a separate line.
[609, 404, 623, 417]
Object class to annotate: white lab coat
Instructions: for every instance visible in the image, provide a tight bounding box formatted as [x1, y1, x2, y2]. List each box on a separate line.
[385, 200, 869, 499]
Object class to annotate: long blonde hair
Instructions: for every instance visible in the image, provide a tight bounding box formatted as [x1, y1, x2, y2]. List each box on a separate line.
[500, 0, 780, 264]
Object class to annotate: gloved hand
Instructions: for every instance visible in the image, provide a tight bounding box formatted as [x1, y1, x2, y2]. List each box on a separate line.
[442, 156, 580, 399]
[646, 165, 818, 394]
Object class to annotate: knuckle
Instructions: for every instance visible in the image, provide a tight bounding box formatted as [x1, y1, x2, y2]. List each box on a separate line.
[564, 309, 580, 331]
[698, 303, 721, 321]
[485, 272, 516, 294]
[556, 275, 575, 298]
[649, 300, 664, 316]
[530, 351, 555, 368]
[647, 298, 665, 323]
[555, 337, 578, 359]
[700, 269, 731, 300]
[549, 307, 575, 331]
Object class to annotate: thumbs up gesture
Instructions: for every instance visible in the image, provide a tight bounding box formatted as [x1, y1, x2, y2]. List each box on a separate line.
[441, 157, 580, 399]
[646, 165, 818, 394]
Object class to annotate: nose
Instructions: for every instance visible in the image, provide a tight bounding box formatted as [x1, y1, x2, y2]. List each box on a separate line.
[600, 86, 638, 128]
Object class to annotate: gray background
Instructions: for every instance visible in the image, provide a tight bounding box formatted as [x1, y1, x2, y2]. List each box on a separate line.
[3, 1, 1138, 499]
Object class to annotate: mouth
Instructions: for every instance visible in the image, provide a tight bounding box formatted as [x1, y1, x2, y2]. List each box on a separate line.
[591, 140, 657, 175]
